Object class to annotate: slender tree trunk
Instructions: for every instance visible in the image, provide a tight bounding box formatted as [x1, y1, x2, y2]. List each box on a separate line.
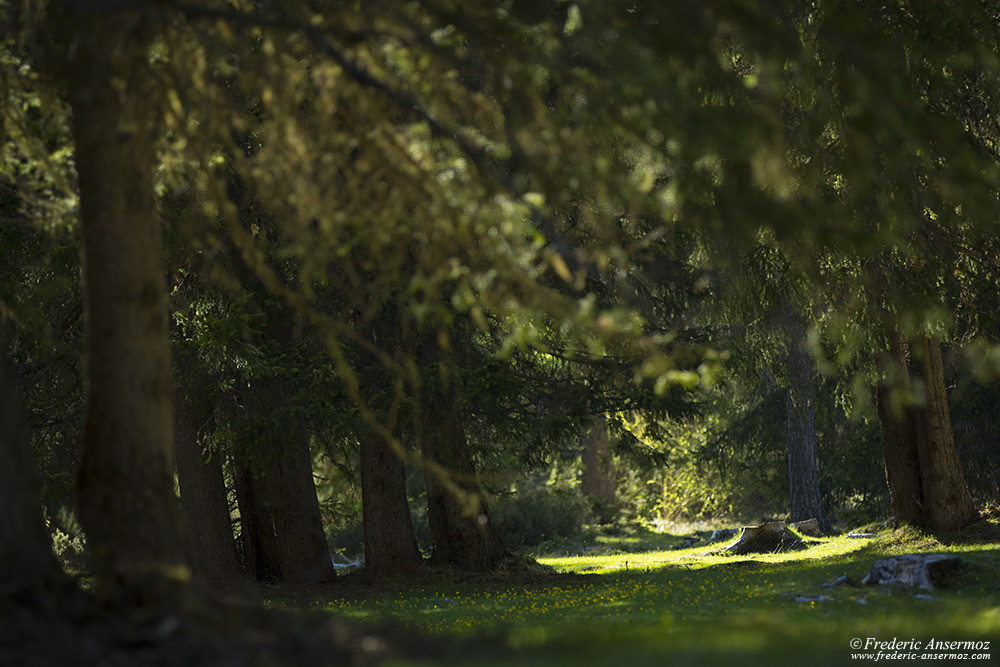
[418, 336, 508, 571]
[783, 308, 829, 533]
[175, 394, 247, 589]
[63, 10, 189, 594]
[259, 430, 337, 584]
[360, 426, 422, 577]
[580, 415, 617, 520]
[0, 323, 66, 594]
[910, 337, 975, 532]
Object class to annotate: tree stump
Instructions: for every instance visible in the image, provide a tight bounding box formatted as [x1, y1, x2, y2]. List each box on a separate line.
[790, 518, 821, 537]
[724, 522, 804, 555]
[861, 554, 962, 590]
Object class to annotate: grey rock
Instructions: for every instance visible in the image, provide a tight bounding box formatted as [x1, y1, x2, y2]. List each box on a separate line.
[823, 575, 856, 587]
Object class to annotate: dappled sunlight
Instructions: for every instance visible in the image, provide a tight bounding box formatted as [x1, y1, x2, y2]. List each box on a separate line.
[311, 531, 1000, 661]
[541, 534, 875, 575]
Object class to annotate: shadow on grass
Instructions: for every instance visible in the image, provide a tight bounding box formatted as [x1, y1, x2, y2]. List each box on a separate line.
[279, 518, 1000, 666]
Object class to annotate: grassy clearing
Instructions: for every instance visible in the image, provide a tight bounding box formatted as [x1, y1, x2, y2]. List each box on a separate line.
[273, 525, 1000, 665]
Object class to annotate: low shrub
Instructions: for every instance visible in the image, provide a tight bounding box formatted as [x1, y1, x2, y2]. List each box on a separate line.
[490, 486, 595, 549]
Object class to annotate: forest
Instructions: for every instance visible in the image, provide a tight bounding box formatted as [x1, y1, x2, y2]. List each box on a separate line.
[2, 1, 1000, 664]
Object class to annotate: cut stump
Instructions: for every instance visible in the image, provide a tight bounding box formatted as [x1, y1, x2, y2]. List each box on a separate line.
[724, 522, 804, 555]
[862, 554, 962, 590]
[790, 518, 821, 537]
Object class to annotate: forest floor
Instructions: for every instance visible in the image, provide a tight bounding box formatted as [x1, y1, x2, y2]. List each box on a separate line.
[279, 513, 1000, 666]
[5, 515, 999, 665]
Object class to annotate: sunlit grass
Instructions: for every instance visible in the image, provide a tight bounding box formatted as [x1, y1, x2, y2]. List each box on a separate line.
[274, 528, 1000, 665]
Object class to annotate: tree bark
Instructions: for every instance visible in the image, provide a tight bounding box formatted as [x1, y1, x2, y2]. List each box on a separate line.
[783, 307, 829, 533]
[875, 329, 974, 533]
[910, 337, 975, 532]
[580, 415, 617, 519]
[418, 337, 508, 571]
[0, 323, 66, 594]
[175, 393, 247, 589]
[63, 9, 189, 595]
[232, 456, 282, 583]
[258, 430, 337, 584]
[360, 426, 423, 577]
[356, 307, 423, 578]
[876, 329, 924, 525]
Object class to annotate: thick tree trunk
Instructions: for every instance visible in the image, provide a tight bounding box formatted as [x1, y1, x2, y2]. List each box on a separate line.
[418, 338, 508, 571]
[360, 427, 423, 577]
[783, 308, 829, 533]
[580, 415, 617, 520]
[910, 337, 974, 532]
[259, 430, 337, 584]
[876, 330, 974, 533]
[232, 458, 282, 583]
[0, 324, 66, 593]
[233, 463, 281, 583]
[356, 307, 422, 578]
[175, 394, 246, 589]
[876, 329, 924, 525]
[65, 11, 189, 594]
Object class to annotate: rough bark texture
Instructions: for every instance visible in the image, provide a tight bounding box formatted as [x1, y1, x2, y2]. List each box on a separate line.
[783, 308, 829, 533]
[175, 394, 246, 589]
[875, 329, 924, 525]
[875, 330, 974, 533]
[910, 337, 975, 532]
[0, 324, 65, 592]
[360, 427, 423, 577]
[64, 9, 189, 591]
[258, 431, 337, 584]
[356, 307, 422, 578]
[418, 338, 508, 571]
[580, 415, 617, 519]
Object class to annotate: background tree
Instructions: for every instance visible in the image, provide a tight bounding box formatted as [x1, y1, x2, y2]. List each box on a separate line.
[3, 5, 1000, 654]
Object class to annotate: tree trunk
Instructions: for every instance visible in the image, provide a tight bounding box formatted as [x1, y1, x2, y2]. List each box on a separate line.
[259, 430, 337, 584]
[64, 9, 189, 595]
[876, 329, 924, 525]
[418, 337, 508, 571]
[783, 307, 829, 533]
[875, 330, 974, 533]
[175, 393, 247, 589]
[580, 415, 617, 520]
[360, 427, 423, 578]
[0, 323, 66, 594]
[357, 306, 422, 578]
[232, 458, 282, 583]
[910, 337, 974, 532]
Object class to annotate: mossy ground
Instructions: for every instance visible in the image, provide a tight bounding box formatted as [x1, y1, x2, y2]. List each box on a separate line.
[273, 520, 1000, 665]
